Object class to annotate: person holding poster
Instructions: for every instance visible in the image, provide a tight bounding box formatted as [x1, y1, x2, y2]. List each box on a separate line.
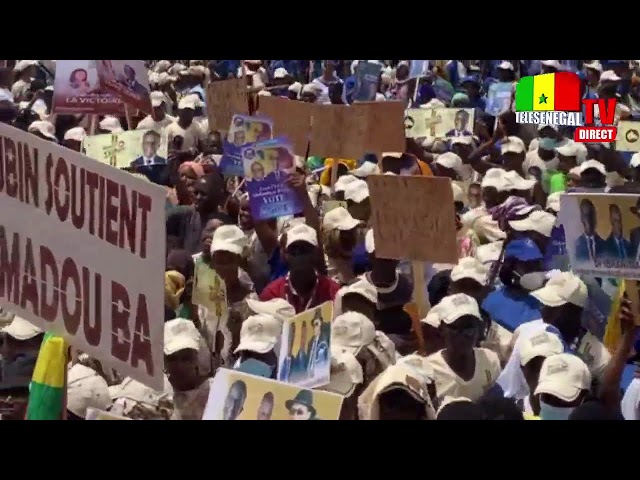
[242, 138, 302, 221]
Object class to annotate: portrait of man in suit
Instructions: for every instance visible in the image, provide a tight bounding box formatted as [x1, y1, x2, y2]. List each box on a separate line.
[295, 321, 310, 378]
[222, 380, 247, 420]
[130, 130, 168, 184]
[629, 198, 640, 261]
[604, 203, 632, 260]
[575, 198, 607, 262]
[445, 110, 473, 138]
[278, 323, 296, 381]
[118, 64, 148, 97]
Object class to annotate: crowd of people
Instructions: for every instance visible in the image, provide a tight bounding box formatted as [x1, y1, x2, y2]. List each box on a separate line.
[1, 59, 640, 421]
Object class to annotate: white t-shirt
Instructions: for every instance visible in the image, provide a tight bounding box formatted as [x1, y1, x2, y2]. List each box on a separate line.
[621, 378, 640, 420]
[166, 120, 207, 151]
[426, 347, 502, 403]
[136, 114, 176, 134]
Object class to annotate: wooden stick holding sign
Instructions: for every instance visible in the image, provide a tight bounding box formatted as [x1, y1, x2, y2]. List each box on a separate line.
[124, 104, 133, 130]
[625, 280, 640, 327]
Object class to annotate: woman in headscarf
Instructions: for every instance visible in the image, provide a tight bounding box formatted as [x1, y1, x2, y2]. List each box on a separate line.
[167, 161, 205, 207]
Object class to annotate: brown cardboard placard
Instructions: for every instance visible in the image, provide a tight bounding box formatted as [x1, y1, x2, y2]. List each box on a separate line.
[258, 96, 313, 156]
[309, 101, 405, 160]
[367, 175, 457, 263]
[206, 78, 249, 133]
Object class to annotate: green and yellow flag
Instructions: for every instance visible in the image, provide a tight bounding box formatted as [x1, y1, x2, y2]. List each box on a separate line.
[26, 333, 69, 420]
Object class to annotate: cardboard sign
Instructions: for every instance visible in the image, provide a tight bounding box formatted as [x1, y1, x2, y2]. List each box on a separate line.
[367, 175, 457, 263]
[83, 129, 169, 169]
[277, 302, 332, 388]
[258, 96, 313, 156]
[0, 123, 166, 390]
[559, 192, 640, 280]
[310, 101, 405, 160]
[206, 78, 249, 133]
[203, 369, 343, 420]
[95, 60, 152, 114]
[616, 121, 640, 152]
[52, 60, 125, 115]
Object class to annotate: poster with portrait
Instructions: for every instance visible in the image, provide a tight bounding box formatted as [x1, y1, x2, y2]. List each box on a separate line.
[485, 81, 514, 116]
[616, 121, 640, 152]
[95, 60, 152, 113]
[409, 60, 431, 79]
[277, 302, 332, 389]
[404, 108, 474, 141]
[560, 192, 640, 279]
[203, 369, 343, 420]
[52, 60, 124, 115]
[242, 137, 302, 221]
[353, 61, 383, 102]
[220, 114, 273, 177]
[83, 129, 168, 169]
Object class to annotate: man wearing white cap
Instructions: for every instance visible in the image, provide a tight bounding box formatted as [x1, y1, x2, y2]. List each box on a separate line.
[431, 152, 464, 180]
[63, 126, 86, 152]
[535, 353, 591, 420]
[518, 331, 564, 418]
[322, 207, 361, 285]
[165, 95, 206, 153]
[576, 159, 608, 191]
[66, 363, 112, 420]
[584, 61, 602, 98]
[164, 318, 211, 420]
[287, 82, 302, 100]
[333, 277, 378, 320]
[136, 90, 176, 133]
[12, 60, 37, 101]
[27, 120, 57, 142]
[333, 174, 359, 201]
[344, 179, 371, 224]
[426, 293, 501, 403]
[233, 314, 281, 378]
[97, 115, 123, 134]
[321, 349, 364, 419]
[310, 60, 343, 105]
[259, 223, 341, 313]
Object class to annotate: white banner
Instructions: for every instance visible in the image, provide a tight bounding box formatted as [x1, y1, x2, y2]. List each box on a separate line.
[0, 123, 166, 390]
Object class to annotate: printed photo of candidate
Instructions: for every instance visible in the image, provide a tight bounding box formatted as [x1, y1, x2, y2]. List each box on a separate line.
[575, 198, 607, 262]
[243, 119, 273, 143]
[444, 109, 474, 138]
[204, 369, 343, 420]
[258, 146, 294, 171]
[245, 159, 274, 182]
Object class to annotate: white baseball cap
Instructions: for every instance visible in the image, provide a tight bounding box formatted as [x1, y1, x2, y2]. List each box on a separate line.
[150, 90, 166, 108]
[350, 162, 379, 178]
[14, 60, 37, 72]
[541, 60, 562, 70]
[322, 206, 360, 231]
[323, 349, 364, 396]
[600, 70, 621, 83]
[546, 192, 562, 213]
[246, 298, 295, 326]
[435, 152, 464, 175]
[285, 223, 319, 248]
[67, 364, 112, 418]
[481, 168, 507, 189]
[584, 61, 603, 73]
[475, 241, 503, 265]
[450, 257, 489, 284]
[63, 126, 87, 142]
[509, 210, 557, 237]
[0, 316, 42, 340]
[450, 135, 474, 146]
[555, 141, 580, 157]
[437, 293, 481, 324]
[520, 331, 565, 367]
[365, 228, 375, 253]
[535, 353, 592, 402]
[164, 318, 202, 355]
[631, 152, 640, 168]
[504, 170, 536, 191]
[421, 303, 443, 328]
[234, 314, 281, 354]
[335, 277, 378, 310]
[538, 123, 559, 132]
[178, 96, 197, 110]
[334, 174, 359, 193]
[331, 311, 376, 355]
[530, 271, 588, 308]
[498, 61, 514, 71]
[210, 225, 248, 255]
[99, 116, 123, 133]
[578, 159, 606, 175]
[501, 136, 526, 155]
[396, 354, 436, 384]
[273, 68, 289, 79]
[344, 179, 370, 203]
[28, 121, 57, 141]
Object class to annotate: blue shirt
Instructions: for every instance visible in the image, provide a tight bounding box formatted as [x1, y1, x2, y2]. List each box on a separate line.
[268, 247, 288, 282]
[482, 287, 543, 332]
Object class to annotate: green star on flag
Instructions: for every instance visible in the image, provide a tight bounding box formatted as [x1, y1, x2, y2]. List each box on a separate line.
[538, 94, 548, 104]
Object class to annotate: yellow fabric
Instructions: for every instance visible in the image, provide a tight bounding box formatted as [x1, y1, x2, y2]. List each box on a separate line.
[603, 280, 625, 354]
[31, 335, 68, 388]
[417, 160, 433, 176]
[532, 73, 555, 111]
[165, 270, 186, 311]
[320, 158, 357, 186]
[523, 413, 541, 420]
